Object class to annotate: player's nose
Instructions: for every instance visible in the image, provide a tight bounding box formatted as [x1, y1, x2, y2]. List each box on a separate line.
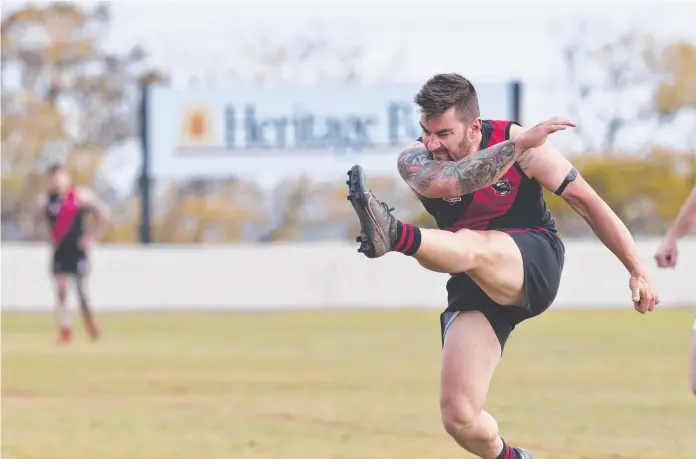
[425, 137, 441, 152]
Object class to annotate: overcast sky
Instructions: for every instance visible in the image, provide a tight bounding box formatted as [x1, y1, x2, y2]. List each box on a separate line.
[4, 0, 696, 189]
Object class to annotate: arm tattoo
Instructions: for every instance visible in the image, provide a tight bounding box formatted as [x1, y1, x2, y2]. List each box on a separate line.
[397, 139, 518, 198]
[515, 149, 536, 176]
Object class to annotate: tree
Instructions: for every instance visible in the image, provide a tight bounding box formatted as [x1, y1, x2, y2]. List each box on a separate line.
[647, 41, 696, 118]
[151, 178, 268, 243]
[161, 25, 399, 243]
[237, 25, 367, 86]
[543, 148, 695, 236]
[562, 23, 660, 155]
[552, 25, 696, 236]
[1, 2, 164, 241]
[646, 41, 696, 153]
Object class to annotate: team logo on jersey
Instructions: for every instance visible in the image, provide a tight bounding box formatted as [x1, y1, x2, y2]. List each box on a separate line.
[490, 178, 513, 196]
[443, 197, 462, 205]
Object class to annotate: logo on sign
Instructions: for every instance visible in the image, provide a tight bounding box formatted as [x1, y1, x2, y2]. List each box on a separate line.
[179, 104, 219, 148]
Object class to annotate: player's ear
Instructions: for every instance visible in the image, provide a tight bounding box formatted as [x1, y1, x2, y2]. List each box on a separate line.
[469, 117, 482, 133]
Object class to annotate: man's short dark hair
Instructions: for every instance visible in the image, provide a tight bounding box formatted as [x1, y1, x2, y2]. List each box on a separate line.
[46, 163, 65, 175]
[414, 73, 480, 122]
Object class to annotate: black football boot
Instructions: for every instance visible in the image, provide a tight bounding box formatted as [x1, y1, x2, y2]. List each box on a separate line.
[346, 165, 398, 258]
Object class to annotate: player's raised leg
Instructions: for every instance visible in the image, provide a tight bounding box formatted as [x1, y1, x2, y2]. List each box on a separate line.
[53, 273, 72, 344]
[347, 165, 525, 306]
[441, 310, 533, 459]
[414, 227, 525, 306]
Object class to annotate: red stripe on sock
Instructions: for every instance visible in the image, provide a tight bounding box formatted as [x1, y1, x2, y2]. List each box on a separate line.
[504, 445, 513, 459]
[402, 224, 414, 253]
[395, 223, 407, 251]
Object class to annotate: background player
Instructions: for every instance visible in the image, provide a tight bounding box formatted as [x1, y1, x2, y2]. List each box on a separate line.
[35, 164, 111, 344]
[654, 184, 696, 395]
[347, 73, 658, 459]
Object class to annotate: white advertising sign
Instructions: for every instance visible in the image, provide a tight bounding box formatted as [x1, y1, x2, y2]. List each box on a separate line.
[147, 82, 519, 181]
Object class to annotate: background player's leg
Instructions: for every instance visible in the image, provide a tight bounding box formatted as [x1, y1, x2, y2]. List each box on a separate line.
[440, 311, 526, 459]
[75, 259, 99, 340]
[401, 227, 525, 306]
[690, 321, 696, 395]
[53, 273, 72, 343]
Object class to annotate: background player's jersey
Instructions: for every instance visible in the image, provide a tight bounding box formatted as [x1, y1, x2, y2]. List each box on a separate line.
[45, 187, 87, 252]
[418, 119, 557, 233]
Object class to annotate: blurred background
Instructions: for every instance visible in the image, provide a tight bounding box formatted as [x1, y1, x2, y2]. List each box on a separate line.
[2, 2, 696, 459]
[2, 0, 695, 244]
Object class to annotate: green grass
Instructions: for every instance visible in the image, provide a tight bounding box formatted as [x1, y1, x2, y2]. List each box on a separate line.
[2, 308, 695, 459]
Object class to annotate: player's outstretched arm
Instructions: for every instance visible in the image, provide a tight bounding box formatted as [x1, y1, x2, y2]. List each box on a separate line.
[655, 185, 696, 268]
[690, 329, 696, 395]
[397, 117, 574, 199]
[664, 185, 696, 240]
[78, 187, 111, 243]
[509, 123, 658, 314]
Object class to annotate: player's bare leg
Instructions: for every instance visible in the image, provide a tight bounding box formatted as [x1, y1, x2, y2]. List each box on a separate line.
[690, 322, 696, 396]
[53, 274, 72, 344]
[347, 165, 525, 306]
[441, 311, 533, 459]
[75, 276, 99, 340]
[349, 165, 533, 458]
[413, 228, 525, 305]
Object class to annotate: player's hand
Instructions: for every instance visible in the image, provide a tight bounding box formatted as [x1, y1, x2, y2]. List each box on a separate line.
[654, 238, 678, 268]
[629, 274, 659, 314]
[514, 117, 576, 150]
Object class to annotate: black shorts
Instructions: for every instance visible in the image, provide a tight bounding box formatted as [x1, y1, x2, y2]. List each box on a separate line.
[52, 248, 88, 276]
[440, 227, 565, 352]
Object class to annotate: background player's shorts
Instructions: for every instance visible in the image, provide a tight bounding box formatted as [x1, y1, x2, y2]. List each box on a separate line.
[440, 227, 565, 352]
[52, 248, 88, 277]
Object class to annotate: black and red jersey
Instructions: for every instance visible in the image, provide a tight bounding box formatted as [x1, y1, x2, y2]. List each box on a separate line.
[418, 120, 556, 233]
[45, 187, 86, 251]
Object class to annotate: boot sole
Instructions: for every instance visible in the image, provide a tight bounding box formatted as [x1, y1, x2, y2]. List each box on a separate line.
[346, 165, 381, 257]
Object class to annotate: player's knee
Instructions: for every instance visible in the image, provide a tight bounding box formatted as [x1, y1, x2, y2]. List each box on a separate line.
[439, 396, 481, 439]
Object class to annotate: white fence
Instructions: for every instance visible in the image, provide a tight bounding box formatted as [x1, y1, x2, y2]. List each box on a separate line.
[1, 239, 695, 312]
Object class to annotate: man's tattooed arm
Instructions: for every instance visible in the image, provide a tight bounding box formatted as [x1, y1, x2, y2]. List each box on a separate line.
[397, 140, 523, 199]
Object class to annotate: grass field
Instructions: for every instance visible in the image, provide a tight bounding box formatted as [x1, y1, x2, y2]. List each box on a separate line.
[2, 308, 695, 459]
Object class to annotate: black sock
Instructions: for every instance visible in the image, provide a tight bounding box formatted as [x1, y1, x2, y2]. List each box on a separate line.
[394, 221, 421, 256]
[495, 439, 516, 459]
